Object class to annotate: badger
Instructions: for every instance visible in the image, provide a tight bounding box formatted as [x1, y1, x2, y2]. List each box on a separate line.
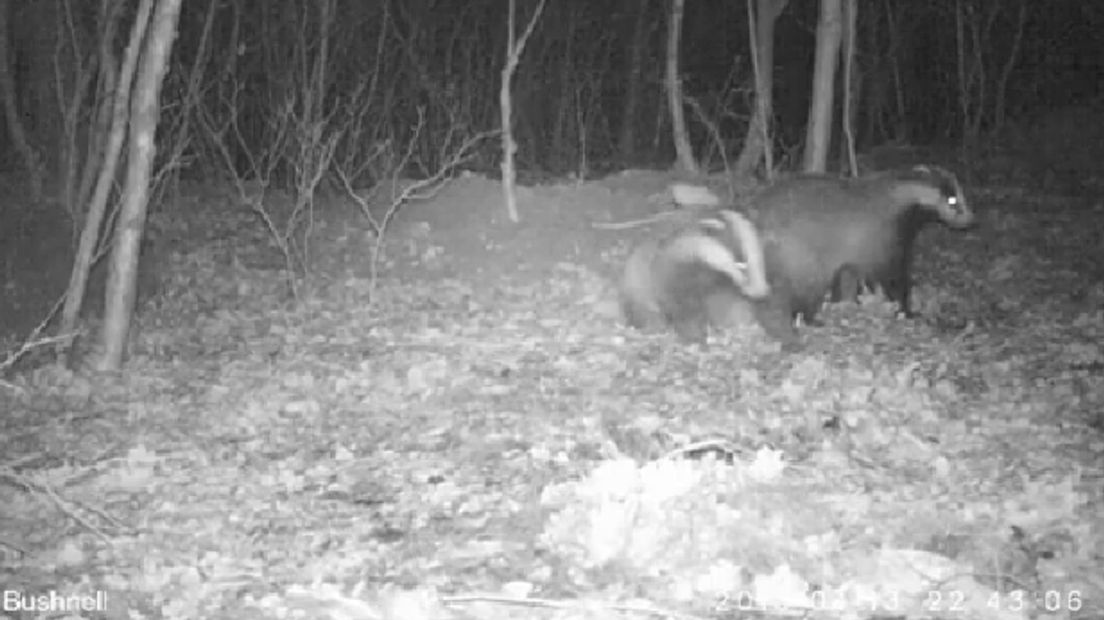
[618, 208, 771, 342]
[745, 165, 975, 340]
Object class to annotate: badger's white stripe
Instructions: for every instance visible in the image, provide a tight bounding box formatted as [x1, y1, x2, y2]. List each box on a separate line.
[887, 181, 941, 211]
[670, 188, 770, 300]
[885, 167, 973, 228]
[715, 210, 770, 298]
[663, 232, 742, 281]
[651, 221, 770, 300]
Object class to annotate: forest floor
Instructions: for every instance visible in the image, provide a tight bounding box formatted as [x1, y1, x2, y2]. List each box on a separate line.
[1, 164, 1102, 620]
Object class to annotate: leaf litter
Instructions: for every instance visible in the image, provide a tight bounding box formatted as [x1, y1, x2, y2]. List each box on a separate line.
[0, 173, 1101, 620]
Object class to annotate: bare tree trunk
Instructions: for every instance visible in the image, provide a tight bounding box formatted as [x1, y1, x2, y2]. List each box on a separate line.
[96, 0, 184, 371]
[55, 0, 110, 228]
[883, 0, 910, 142]
[0, 0, 43, 201]
[618, 0, 652, 163]
[954, 0, 971, 145]
[17, 0, 61, 179]
[859, 3, 885, 145]
[839, 0, 858, 175]
[665, 0, 696, 174]
[57, 0, 145, 363]
[802, 0, 842, 173]
[955, 0, 1002, 147]
[499, 0, 547, 223]
[550, 4, 576, 170]
[993, 0, 1027, 133]
[734, 0, 788, 177]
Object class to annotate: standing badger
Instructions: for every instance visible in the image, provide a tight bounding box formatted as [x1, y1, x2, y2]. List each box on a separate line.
[619, 209, 771, 342]
[746, 165, 975, 340]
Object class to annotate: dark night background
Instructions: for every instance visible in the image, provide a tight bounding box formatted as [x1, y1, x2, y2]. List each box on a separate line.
[1, 2, 1103, 616]
[3, 0, 1102, 180]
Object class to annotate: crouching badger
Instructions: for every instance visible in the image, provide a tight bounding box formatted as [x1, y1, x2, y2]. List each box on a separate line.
[619, 209, 770, 342]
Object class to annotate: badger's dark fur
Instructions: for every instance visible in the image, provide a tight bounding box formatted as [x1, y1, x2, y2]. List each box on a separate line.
[745, 165, 974, 340]
[829, 166, 974, 309]
[619, 209, 770, 342]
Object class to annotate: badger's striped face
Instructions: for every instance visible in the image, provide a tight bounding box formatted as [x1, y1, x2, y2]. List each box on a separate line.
[682, 210, 771, 299]
[896, 166, 975, 228]
[928, 168, 973, 229]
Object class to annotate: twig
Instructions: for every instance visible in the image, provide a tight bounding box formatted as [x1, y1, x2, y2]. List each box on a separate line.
[0, 536, 27, 556]
[337, 113, 495, 294]
[683, 93, 732, 176]
[1, 295, 76, 379]
[662, 438, 741, 461]
[592, 212, 685, 230]
[0, 467, 119, 544]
